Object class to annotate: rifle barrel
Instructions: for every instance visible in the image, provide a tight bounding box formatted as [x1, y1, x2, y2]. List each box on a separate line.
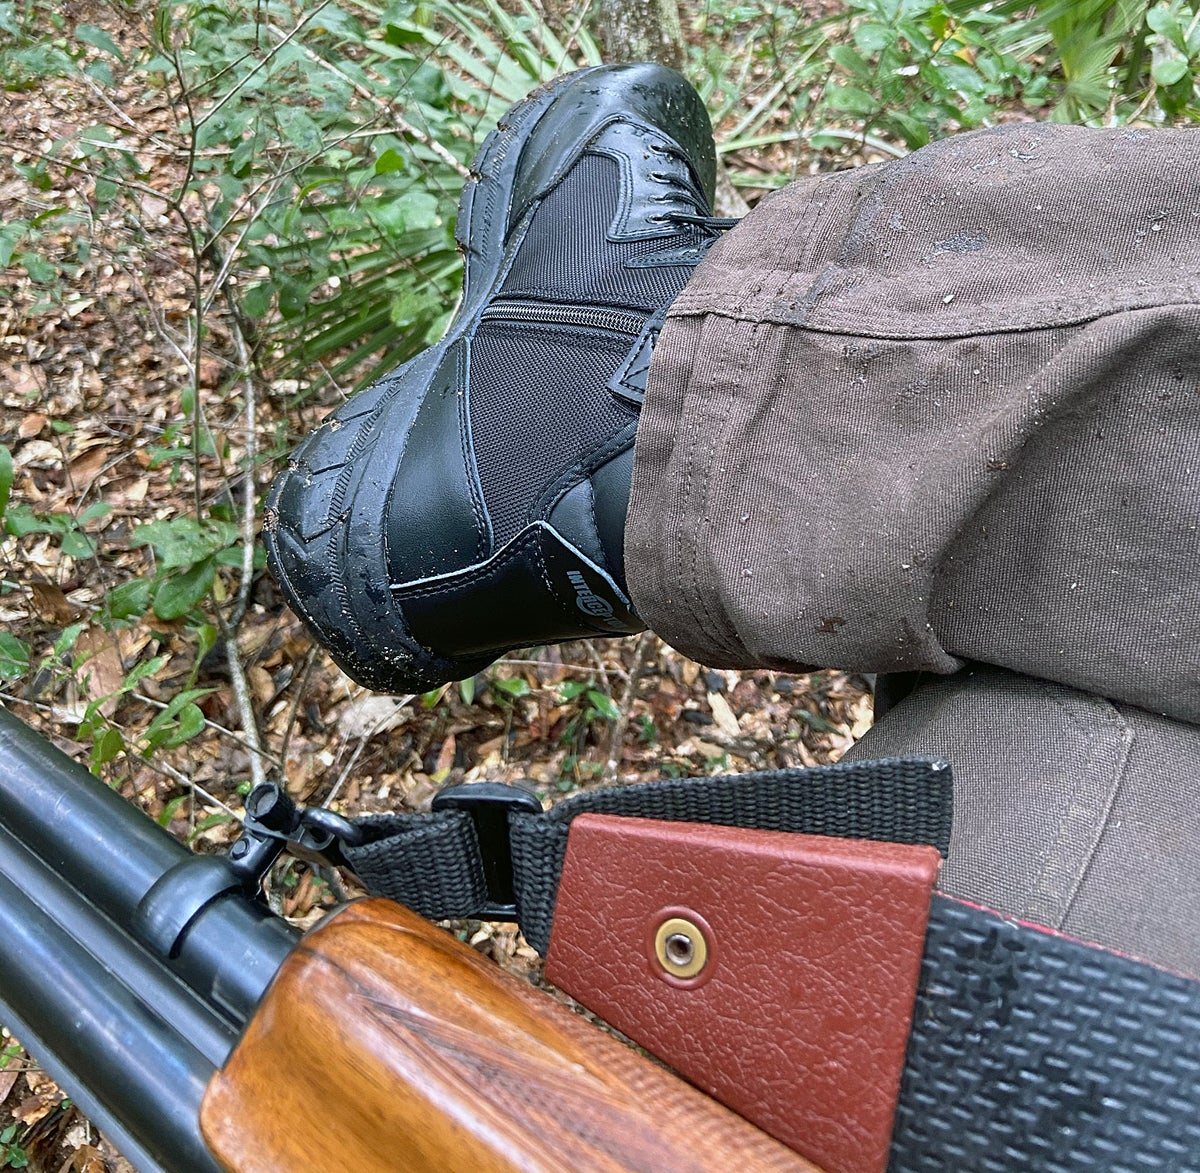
[0, 825, 238, 1067]
[0, 706, 300, 1172]
[0, 706, 297, 1018]
[0, 863, 226, 1173]
[0, 706, 184, 912]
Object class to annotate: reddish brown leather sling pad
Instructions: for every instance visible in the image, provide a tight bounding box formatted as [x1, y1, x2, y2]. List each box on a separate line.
[545, 814, 941, 1173]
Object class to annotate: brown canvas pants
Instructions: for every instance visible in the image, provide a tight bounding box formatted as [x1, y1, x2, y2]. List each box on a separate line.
[627, 123, 1200, 977]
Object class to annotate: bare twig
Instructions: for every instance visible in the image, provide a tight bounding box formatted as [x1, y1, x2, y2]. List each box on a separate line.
[496, 657, 628, 677]
[193, 1, 333, 130]
[217, 631, 269, 793]
[77, 73, 178, 154]
[130, 28, 278, 797]
[0, 692, 55, 713]
[146, 30, 272, 796]
[321, 695, 415, 809]
[200, 128, 370, 256]
[222, 301, 260, 631]
[283, 37, 470, 180]
[7, 147, 198, 215]
[200, 177, 283, 318]
[1125, 81, 1160, 125]
[137, 754, 244, 822]
[132, 692, 282, 770]
[585, 643, 623, 691]
[277, 643, 319, 776]
[605, 632, 656, 776]
[313, 357, 352, 403]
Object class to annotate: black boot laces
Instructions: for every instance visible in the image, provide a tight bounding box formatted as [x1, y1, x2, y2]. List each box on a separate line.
[645, 138, 740, 245]
[660, 210, 741, 239]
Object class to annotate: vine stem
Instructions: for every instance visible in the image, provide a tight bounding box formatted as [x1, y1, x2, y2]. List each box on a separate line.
[208, 297, 269, 792]
[605, 632, 657, 778]
[162, 28, 271, 793]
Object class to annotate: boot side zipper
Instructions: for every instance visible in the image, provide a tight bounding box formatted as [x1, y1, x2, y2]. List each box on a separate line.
[478, 300, 646, 336]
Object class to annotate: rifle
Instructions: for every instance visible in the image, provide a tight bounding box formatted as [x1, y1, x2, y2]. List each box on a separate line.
[6, 698, 1200, 1173]
[0, 705, 810, 1172]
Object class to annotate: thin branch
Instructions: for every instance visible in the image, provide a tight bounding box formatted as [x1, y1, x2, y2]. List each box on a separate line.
[719, 126, 908, 159]
[200, 112, 389, 250]
[495, 657, 628, 677]
[77, 72, 178, 153]
[283, 36, 470, 179]
[0, 692, 55, 714]
[221, 299, 261, 631]
[161, 29, 268, 794]
[218, 637, 269, 791]
[8, 146, 197, 213]
[321, 695, 414, 809]
[132, 691, 282, 769]
[193, 1, 333, 130]
[605, 632, 656, 777]
[585, 642, 623, 691]
[277, 642, 319, 774]
[136, 754, 244, 822]
[200, 178, 283, 318]
[1126, 80, 1160, 124]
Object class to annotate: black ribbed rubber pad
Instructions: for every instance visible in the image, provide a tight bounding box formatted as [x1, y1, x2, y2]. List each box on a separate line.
[891, 896, 1200, 1172]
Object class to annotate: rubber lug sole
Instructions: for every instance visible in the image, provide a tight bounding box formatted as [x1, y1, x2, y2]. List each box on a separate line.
[264, 65, 706, 694]
[264, 70, 609, 694]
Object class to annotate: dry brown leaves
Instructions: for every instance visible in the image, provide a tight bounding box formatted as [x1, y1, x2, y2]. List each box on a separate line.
[0, 6, 872, 1170]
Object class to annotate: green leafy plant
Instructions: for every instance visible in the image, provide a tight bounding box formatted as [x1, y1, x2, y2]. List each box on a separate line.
[0, 634, 31, 682]
[488, 674, 531, 705]
[695, 0, 1199, 191]
[556, 679, 621, 771]
[0, 1123, 27, 1170]
[122, 0, 603, 392]
[0, 0, 73, 90]
[1145, 0, 1200, 115]
[4, 502, 110, 560]
[130, 517, 242, 623]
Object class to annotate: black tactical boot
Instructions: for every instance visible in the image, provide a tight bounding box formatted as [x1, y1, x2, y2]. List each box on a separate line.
[264, 64, 729, 694]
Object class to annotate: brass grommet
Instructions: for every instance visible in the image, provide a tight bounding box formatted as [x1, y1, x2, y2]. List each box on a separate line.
[653, 916, 708, 978]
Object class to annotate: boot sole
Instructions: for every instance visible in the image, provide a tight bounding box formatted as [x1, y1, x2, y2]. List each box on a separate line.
[264, 65, 710, 694]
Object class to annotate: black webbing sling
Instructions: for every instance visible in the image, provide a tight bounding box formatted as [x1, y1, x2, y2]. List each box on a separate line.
[320, 757, 1200, 1172]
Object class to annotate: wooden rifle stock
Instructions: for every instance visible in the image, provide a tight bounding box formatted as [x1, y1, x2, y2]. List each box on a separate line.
[200, 899, 817, 1172]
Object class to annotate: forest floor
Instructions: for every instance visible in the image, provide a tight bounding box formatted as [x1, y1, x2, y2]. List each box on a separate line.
[0, 5, 874, 1169]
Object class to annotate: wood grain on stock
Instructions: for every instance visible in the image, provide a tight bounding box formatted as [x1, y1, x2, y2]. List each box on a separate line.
[200, 899, 817, 1173]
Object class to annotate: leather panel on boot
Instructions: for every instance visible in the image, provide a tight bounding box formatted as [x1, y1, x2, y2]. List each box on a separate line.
[395, 522, 641, 661]
[384, 338, 490, 582]
[608, 312, 663, 407]
[506, 63, 716, 228]
[499, 155, 699, 313]
[589, 447, 634, 584]
[587, 121, 713, 242]
[547, 479, 607, 569]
